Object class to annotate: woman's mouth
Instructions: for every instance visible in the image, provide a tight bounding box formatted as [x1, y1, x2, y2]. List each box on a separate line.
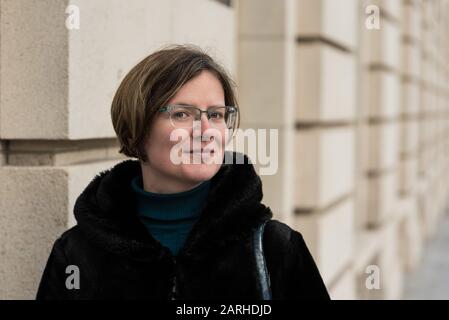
[184, 149, 215, 154]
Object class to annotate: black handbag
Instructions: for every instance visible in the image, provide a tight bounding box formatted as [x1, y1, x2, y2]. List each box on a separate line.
[252, 219, 272, 300]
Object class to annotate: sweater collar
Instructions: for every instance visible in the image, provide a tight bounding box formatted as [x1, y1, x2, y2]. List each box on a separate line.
[131, 174, 211, 221]
[73, 151, 273, 262]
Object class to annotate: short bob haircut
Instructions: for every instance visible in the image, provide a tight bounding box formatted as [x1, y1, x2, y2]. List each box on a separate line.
[111, 44, 240, 163]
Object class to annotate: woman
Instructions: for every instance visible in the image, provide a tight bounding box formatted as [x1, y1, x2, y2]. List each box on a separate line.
[36, 44, 330, 300]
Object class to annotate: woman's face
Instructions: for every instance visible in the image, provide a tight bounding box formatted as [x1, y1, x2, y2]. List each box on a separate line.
[140, 70, 229, 193]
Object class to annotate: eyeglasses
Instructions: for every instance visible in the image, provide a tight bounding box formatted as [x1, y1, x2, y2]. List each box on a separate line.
[158, 104, 238, 129]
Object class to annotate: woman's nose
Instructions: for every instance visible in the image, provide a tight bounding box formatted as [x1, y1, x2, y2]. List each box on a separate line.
[192, 112, 212, 131]
[192, 113, 215, 141]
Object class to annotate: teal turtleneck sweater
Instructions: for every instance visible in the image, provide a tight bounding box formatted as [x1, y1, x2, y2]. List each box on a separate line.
[131, 175, 211, 256]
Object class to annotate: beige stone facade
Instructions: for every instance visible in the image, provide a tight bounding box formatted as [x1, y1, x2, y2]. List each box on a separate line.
[0, 0, 448, 299]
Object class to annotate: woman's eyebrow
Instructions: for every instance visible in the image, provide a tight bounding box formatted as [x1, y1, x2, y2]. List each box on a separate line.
[174, 102, 226, 108]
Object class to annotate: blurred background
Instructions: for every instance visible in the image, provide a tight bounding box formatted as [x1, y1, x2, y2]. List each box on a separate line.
[0, 0, 448, 299]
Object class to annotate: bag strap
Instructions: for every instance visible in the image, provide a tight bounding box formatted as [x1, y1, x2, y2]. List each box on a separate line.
[252, 219, 272, 300]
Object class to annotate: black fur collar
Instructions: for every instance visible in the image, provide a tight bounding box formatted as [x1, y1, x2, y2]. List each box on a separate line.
[73, 151, 273, 262]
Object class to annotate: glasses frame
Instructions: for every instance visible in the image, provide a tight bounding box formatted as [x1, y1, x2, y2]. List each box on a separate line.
[158, 104, 238, 129]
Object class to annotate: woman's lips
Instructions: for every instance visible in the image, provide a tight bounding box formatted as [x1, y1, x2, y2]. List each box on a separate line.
[185, 149, 215, 154]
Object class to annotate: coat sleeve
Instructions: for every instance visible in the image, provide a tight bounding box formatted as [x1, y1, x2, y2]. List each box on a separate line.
[36, 236, 71, 300]
[287, 230, 331, 300]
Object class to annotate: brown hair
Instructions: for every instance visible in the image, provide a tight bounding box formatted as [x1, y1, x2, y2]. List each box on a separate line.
[111, 43, 240, 162]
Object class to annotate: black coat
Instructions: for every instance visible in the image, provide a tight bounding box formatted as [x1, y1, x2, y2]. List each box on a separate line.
[36, 152, 330, 300]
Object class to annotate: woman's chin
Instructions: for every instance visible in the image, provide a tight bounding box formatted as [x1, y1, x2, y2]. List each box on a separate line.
[179, 162, 221, 182]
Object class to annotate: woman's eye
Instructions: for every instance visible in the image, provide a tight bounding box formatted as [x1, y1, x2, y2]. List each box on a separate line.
[210, 112, 223, 119]
[173, 111, 190, 119]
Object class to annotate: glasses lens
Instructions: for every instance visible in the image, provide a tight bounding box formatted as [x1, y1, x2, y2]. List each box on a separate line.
[169, 106, 196, 128]
[208, 107, 238, 129]
[207, 107, 227, 128]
